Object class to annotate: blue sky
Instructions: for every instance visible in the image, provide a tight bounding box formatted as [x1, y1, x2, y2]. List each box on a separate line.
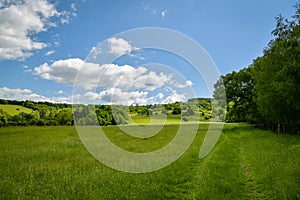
[0, 0, 297, 104]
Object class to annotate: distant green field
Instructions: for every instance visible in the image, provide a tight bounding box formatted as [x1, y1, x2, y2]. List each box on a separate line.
[0, 104, 33, 115]
[130, 113, 209, 125]
[130, 114, 182, 125]
[0, 124, 299, 199]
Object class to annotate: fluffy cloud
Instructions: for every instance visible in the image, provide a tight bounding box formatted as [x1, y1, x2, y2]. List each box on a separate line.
[161, 91, 187, 104]
[83, 89, 149, 105]
[0, 87, 70, 103]
[33, 58, 193, 105]
[88, 38, 144, 61]
[34, 58, 84, 85]
[0, 0, 73, 60]
[171, 80, 193, 88]
[108, 37, 138, 57]
[34, 58, 171, 91]
[111, 67, 170, 91]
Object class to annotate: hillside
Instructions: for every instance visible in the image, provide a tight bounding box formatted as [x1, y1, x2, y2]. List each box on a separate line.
[0, 98, 212, 127]
[0, 105, 33, 116]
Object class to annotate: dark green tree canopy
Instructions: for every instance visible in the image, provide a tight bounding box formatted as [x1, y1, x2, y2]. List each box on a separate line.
[214, 3, 300, 134]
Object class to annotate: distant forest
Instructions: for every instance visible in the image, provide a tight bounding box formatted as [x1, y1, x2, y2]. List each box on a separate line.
[0, 98, 212, 127]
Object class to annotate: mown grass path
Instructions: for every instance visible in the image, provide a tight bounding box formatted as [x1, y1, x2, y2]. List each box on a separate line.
[190, 124, 300, 199]
[0, 124, 299, 199]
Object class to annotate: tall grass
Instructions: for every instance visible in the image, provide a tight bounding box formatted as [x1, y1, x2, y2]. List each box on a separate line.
[0, 125, 299, 199]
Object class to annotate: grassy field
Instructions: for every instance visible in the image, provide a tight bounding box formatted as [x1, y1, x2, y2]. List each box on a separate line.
[0, 104, 33, 115]
[130, 113, 208, 125]
[130, 114, 182, 125]
[0, 124, 299, 199]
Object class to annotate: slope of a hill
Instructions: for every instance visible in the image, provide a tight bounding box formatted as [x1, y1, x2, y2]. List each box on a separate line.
[0, 105, 33, 115]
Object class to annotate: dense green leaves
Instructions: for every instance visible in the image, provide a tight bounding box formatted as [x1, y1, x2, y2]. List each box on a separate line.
[253, 27, 300, 133]
[217, 68, 258, 123]
[0, 98, 212, 127]
[216, 3, 300, 134]
[0, 109, 9, 126]
[255, 4, 300, 133]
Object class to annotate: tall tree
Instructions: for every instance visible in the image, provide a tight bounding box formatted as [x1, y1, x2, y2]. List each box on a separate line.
[214, 68, 257, 123]
[253, 3, 300, 133]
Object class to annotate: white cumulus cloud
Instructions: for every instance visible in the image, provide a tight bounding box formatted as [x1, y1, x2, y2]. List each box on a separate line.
[0, 87, 70, 103]
[108, 37, 138, 57]
[171, 80, 193, 88]
[34, 58, 171, 92]
[83, 89, 149, 105]
[33, 58, 193, 105]
[161, 91, 187, 104]
[34, 58, 83, 85]
[0, 0, 73, 60]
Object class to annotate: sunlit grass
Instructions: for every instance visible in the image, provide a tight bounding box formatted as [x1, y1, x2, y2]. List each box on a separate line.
[0, 125, 299, 199]
[0, 104, 32, 115]
[129, 113, 208, 125]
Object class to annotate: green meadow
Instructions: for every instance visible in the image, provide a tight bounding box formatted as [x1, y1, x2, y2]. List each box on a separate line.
[0, 124, 299, 199]
[0, 104, 33, 116]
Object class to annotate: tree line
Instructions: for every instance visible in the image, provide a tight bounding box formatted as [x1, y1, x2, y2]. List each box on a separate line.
[214, 3, 300, 134]
[0, 99, 73, 126]
[0, 98, 212, 127]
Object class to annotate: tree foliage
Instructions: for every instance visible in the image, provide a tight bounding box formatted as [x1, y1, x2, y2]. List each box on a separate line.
[215, 3, 300, 134]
